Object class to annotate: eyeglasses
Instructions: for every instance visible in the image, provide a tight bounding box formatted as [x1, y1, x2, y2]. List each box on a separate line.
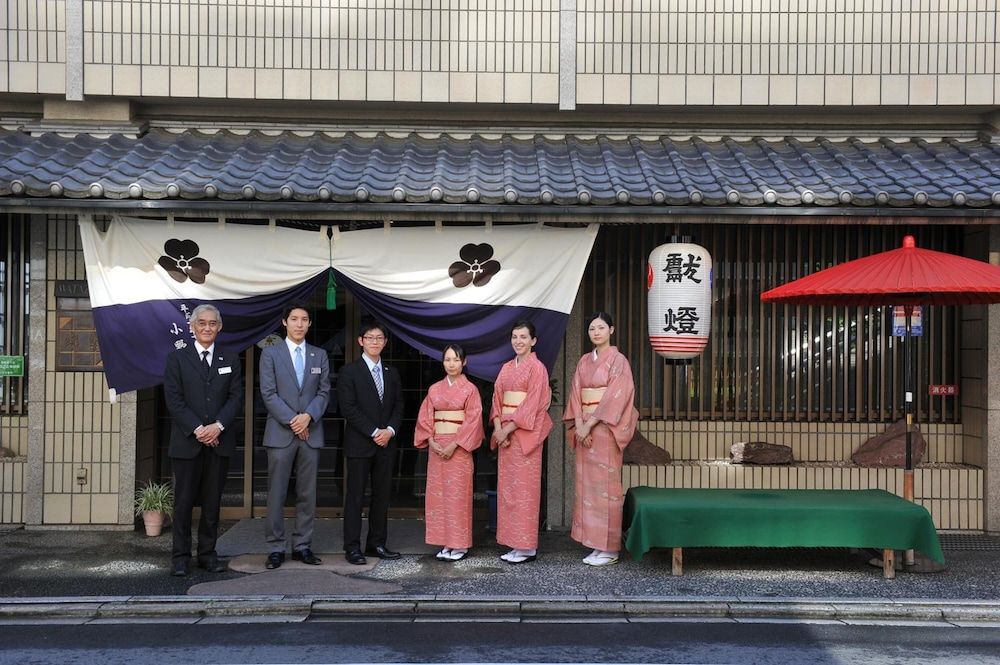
[362, 335, 386, 342]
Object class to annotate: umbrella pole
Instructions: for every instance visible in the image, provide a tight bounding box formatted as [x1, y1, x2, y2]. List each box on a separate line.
[904, 306, 915, 566]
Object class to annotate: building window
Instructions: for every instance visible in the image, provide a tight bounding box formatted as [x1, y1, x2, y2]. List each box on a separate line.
[55, 281, 101, 371]
[1, 214, 29, 413]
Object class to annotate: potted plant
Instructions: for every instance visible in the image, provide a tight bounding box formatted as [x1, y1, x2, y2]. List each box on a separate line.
[134, 480, 174, 537]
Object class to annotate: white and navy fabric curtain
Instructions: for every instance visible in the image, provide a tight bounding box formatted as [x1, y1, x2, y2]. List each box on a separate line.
[80, 217, 597, 394]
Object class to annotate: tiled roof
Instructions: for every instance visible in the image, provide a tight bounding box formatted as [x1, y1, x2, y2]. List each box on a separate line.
[1, 129, 999, 208]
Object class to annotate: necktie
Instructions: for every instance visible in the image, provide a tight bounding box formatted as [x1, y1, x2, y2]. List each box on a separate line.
[201, 350, 210, 371]
[373, 365, 384, 401]
[294, 346, 305, 387]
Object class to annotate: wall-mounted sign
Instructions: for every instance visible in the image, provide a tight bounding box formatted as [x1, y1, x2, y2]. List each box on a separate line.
[54, 280, 90, 298]
[647, 242, 713, 362]
[928, 384, 958, 396]
[892, 305, 922, 336]
[0, 355, 24, 377]
[55, 281, 102, 371]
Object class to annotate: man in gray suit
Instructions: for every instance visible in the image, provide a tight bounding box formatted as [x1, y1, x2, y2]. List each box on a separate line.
[260, 302, 331, 569]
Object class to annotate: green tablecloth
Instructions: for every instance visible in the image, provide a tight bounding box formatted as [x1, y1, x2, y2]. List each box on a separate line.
[623, 487, 945, 564]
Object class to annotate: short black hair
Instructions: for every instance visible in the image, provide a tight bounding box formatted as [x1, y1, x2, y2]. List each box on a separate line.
[511, 319, 537, 338]
[359, 318, 387, 339]
[281, 302, 310, 321]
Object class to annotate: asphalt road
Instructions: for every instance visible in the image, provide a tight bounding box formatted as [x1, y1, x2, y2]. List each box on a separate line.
[1, 621, 998, 665]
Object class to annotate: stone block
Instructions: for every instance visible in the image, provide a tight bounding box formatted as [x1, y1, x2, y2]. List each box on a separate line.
[623, 430, 671, 465]
[449, 73, 477, 103]
[730, 441, 794, 465]
[851, 419, 927, 467]
[141, 66, 170, 97]
[421, 72, 449, 102]
[881, 75, 909, 104]
[531, 73, 558, 104]
[227, 70, 254, 99]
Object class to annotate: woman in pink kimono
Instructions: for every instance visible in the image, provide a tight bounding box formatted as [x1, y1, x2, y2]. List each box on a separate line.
[414, 344, 484, 562]
[563, 312, 638, 566]
[490, 320, 552, 564]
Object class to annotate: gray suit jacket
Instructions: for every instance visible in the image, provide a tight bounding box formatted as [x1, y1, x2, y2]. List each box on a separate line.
[259, 341, 331, 449]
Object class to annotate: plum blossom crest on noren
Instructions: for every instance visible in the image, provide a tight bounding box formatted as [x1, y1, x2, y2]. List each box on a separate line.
[449, 243, 501, 288]
[157, 239, 211, 284]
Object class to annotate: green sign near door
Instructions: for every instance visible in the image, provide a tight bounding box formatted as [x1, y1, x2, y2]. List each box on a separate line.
[0, 356, 24, 377]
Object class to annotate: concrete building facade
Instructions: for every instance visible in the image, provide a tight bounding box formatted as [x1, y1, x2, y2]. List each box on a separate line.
[1, 1, 999, 534]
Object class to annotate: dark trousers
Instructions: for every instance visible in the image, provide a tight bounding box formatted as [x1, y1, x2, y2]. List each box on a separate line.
[343, 447, 395, 552]
[171, 447, 229, 564]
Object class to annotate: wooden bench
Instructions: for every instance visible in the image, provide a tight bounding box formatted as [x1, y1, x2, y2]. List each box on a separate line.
[623, 487, 945, 579]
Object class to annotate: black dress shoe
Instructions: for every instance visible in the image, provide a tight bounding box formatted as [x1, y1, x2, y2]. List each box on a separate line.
[365, 545, 401, 560]
[171, 561, 189, 577]
[291, 548, 322, 565]
[199, 557, 226, 573]
[345, 549, 367, 565]
[265, 552, 285, 570]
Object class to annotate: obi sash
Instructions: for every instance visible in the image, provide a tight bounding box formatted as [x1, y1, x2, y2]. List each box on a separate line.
[501, 390, 527, 415]
[433, 410, 465, 435]
[581, 386, 606, 414]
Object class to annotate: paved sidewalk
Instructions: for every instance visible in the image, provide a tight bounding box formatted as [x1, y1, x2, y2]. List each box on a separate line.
[2, 520, 999, 624]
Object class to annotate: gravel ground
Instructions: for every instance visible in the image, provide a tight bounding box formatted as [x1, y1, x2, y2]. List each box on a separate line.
[1, 523, 998, 600]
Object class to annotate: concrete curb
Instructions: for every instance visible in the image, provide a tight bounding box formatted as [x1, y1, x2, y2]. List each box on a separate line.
[2, 595, 1000, 625]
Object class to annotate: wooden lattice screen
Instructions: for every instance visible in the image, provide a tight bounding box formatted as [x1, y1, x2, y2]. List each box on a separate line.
[581, 223, 961, 423]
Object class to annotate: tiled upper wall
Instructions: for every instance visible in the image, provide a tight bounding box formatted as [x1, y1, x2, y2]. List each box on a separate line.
[80, 0, 560, 103]
[1, 1, 998, 105]
[576, 0, 1000, 106]
[83, 0, 559, 72]
[577, 1, 996, 76]
[0, 0, 66, 94]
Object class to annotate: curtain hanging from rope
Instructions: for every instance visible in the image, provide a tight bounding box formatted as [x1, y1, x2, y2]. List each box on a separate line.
[79, 217, 597, 393]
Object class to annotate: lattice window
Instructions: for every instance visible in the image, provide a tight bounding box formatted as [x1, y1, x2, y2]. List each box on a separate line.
[0, 214, 29, 414]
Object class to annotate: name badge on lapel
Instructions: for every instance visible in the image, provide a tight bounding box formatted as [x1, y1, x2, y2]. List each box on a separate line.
[311, 367, 322, 374]
[218, 366, 232, 375]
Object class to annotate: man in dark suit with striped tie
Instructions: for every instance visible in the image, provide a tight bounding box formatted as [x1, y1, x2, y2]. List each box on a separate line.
[337, 319, 404, 565]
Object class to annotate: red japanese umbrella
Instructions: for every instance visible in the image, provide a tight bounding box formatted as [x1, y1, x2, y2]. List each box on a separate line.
[761, 235, 1000, 508]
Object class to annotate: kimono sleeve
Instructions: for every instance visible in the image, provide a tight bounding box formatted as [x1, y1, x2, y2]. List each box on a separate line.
[561, 359, 585, 449]
[501, 360, 548, 432]
[590, 353, 634, 427]
[454, 384, 485, 453]
[489, 368, 505, 422]
[590, 352, 638, 450]
[413, 391, 434, 449]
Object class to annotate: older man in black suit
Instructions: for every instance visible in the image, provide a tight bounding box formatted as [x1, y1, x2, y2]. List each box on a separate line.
[337, 319, 404, 565]
[163, 303, 243, 577]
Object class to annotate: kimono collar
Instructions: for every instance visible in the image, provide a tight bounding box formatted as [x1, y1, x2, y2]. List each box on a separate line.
[593, 346, 615, 361]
